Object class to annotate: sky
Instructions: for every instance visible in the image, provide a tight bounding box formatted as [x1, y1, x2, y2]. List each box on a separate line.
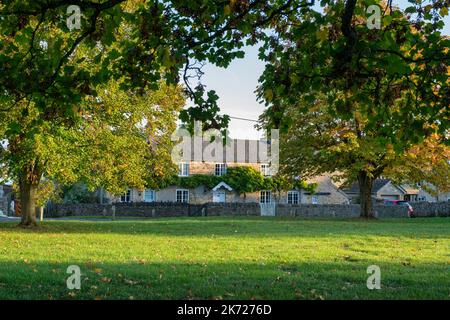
[195, 0, 450, 140]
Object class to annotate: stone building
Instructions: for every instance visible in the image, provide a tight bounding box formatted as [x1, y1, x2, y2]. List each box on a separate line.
[0, 184, 13, 216]
[341, 179, 407, 203]
[107, 138, 349, 205]
[416, 182, 450, 202]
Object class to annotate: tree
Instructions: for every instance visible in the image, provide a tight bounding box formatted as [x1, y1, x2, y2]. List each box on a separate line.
[257, 0, 449, 217]
[0, 80, 184, 226]
[386, 134, 450, 196]
[222, 166, 265, 201]
[0, 0, 312, 225]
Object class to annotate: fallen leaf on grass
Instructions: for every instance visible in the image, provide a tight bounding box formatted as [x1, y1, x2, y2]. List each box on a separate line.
[124, 279, 138, 285]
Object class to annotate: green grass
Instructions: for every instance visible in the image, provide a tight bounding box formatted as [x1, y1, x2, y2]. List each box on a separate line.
[0, 217, 449, 300]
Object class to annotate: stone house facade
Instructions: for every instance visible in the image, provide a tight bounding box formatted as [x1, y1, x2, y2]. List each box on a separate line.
[0, 184, 13, 216]
[417, 183, 450, 202]
[107, 138, 350, 205]
[342, 179, 407, 203]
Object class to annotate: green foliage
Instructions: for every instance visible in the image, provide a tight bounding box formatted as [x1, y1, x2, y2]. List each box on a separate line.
[0, 0, 305, 134]
[170, 166, 315, 195]
[222, 166, 265, 195]
[178, 174, 221, 190]
[257, 0, 449, 189]
[62, 183, 99, 204]
[0, 80, 185, 202]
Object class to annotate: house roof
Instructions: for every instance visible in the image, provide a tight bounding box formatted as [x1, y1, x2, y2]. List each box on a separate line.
[341, 179, 392, 194]
[177, 138, 272, 163]
[398, 185, 419, 195]
[212, 181, 233, 192]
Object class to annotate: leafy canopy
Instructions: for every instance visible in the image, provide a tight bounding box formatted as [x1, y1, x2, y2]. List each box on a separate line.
[257, 0, 449, 186]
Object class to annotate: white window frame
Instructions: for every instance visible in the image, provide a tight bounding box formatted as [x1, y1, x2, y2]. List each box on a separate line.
[260, 190, 272, 204]
[120, 189, 132, 203]
[260, 164, 271, 176]
[178, 162, 190, 177]
[144, 189, 155, 202]
[311, 195, 319, 205]
[176, 189, 189, 203]
[287, 191, 299, 204]
[215, 163, 227, 176]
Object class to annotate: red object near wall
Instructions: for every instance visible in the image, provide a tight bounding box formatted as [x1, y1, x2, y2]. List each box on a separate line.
[15, 200, 21, 217]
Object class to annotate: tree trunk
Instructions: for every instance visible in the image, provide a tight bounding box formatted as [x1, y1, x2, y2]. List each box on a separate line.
[358, 171, 375, 218]
[19, 179, 38, 227]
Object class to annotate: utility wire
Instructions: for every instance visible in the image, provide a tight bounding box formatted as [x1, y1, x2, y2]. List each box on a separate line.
[227, 116, 259, 122]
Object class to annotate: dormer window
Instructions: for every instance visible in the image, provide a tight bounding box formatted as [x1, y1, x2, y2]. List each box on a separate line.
[178, 162, 190, 177]
[215, 163, 227, 176]
[260, 164, 271, 176]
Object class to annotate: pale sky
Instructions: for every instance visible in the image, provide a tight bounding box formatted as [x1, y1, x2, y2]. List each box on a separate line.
[196, 1, 450, 140]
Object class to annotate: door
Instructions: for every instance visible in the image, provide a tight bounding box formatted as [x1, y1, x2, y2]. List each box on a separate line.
[260, 203, 276, 216]
[213, 191, 226, 203]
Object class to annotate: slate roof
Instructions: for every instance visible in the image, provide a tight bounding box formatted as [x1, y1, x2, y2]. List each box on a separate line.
[177, 138, 272, 163]
[341, 179, 391, 194]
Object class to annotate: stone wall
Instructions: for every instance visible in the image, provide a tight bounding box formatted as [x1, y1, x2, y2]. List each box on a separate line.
[409, 201, 450, 217]
[50, 201, 449, 218]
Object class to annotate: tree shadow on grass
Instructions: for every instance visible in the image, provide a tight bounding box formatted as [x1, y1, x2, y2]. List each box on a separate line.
[0, 217, 449, 239]
[0, 260, 448, 300]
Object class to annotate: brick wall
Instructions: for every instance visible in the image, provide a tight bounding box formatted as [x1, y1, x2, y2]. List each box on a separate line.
[50, 201, 450, 218]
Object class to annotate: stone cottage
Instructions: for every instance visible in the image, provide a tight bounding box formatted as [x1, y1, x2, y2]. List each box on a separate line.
[341, 179, 411, 203]
[107, 138, 350, 205]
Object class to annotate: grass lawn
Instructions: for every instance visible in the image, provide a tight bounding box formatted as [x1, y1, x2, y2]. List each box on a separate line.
[0, 217, 448, 300]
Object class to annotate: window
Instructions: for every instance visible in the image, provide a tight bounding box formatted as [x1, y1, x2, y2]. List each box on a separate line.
[260, 191, 272, 204]
[144, 189, 155, 202]
[311, 195, 319, 204]
[287, 191, 299, 204]
[215, 163, 227, 176]
[178, 162, 189, 177]
[260, 164, 271, 176]
[176, 189, 189, 203]
[120, 189, 131, 203]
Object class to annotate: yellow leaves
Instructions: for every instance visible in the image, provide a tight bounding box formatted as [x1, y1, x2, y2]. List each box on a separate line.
[224, 5, 232, 16]
[413, 49, 423, 60]
[133, 257, 146, 264]
[316, 28, 328, 42]
[439, 6, 448, 17]
[264, 89, 273, 102]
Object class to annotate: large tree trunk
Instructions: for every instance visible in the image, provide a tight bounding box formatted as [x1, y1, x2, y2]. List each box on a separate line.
[19, 179, 38, 227]
[358, 171, 375, 218]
